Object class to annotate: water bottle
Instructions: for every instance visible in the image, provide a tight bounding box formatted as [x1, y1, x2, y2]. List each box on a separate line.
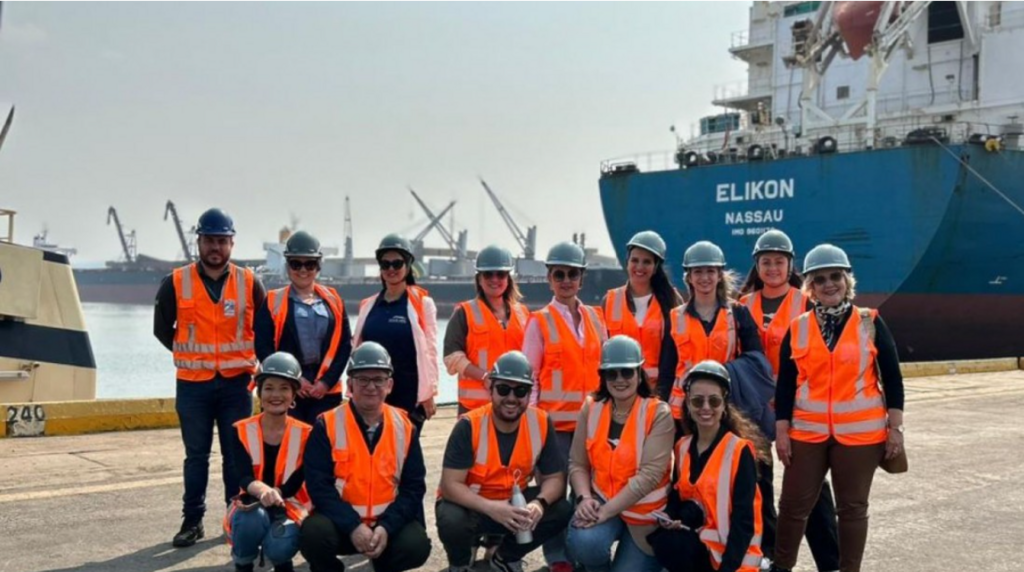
[510, 483, 532, 544]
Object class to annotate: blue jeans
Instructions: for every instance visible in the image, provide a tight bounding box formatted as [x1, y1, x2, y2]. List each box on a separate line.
[229, 507, 300, 566]
[567, 517, 661, 572]
[175, 376, 253, 521]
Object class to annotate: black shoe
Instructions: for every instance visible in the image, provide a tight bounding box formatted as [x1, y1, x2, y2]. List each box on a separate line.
[234, 565, 254, 572]
[274, 562, 294, 572]
[171, 520, 205, 547]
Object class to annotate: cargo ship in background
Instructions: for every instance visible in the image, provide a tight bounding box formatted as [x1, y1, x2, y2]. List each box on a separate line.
[600, 0, 1024, 361]
[72, 187, 626, 313]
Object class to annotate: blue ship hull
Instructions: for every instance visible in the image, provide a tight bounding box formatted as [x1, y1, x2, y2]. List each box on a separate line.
[599, 144, 1024, 361]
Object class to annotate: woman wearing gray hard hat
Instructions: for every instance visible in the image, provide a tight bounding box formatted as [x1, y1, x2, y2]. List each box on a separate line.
[225, 351, 311, 572]
[352, 234, 439, 428]
[661, 240, 763, 420]
[255, 230, 352, 425]
[771, 244, 906, 572]
[443, 244, 533, 415]
[603, 231, 683, 396]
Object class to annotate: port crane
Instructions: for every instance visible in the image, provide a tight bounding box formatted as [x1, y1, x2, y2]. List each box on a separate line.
[479, 178, 536, 260]
[163, 200, 194, 263]
[0, 106, 13, 155]
[106, 206, 137, 264]
[409, 188, 467, 260]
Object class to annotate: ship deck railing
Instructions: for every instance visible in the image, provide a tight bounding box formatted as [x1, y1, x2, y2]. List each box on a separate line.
[601, 119, 1018, 175]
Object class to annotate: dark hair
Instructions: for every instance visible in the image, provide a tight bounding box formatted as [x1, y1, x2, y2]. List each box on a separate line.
[377, 250, 416, 287]
[592, 367, 652, 402]
[627, 246, 684, 322]
[739, 253, 803, 296]
[475, 272, 523, 305]
[681, 378, 771, 465]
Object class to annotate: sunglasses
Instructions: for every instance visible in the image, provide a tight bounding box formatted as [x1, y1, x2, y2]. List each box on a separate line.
[688, 395, 724, 409]
[601, 368, 636, 381]
[812, 271, 845, 286]
[287, 259, 320, 272]
[481, 271, 509, 280]
[379, 259, 407, 271]
[494, 383, 531, 398]
[351, 376, 389, 388]
[552, 269, 582, 282]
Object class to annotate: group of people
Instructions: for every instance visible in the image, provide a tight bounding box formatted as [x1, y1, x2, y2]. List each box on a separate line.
[154, 207, 906, 572]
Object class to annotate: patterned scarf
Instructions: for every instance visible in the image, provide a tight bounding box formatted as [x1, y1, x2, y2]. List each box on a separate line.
[814, 300, 852, 349]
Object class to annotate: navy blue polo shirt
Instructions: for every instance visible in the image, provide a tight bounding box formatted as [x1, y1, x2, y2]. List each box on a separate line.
[359, 291, 420, 413]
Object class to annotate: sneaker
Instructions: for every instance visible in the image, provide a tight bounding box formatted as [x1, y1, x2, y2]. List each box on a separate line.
[171, 520, 204, 547]
[547, 562, 574, 572]
[490, 552, 525, 572]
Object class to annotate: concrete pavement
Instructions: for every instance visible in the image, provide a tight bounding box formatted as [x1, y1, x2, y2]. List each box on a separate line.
[1, 370, 1022, 571]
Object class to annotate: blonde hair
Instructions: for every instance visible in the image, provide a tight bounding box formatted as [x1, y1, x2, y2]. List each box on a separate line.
[684, 267, 739, 304]
[802, 269, 857, 301]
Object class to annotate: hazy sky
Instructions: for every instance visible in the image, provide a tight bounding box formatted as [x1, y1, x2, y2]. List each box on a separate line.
[1, 1, 748, 264]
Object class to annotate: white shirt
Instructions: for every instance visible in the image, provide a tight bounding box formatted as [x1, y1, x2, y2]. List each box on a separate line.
[632, 293, 653, 324]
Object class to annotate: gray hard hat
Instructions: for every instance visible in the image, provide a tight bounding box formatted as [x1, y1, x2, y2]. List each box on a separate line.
[545, 241, 587, 268]
[476, 245, 515, 272]
[347, 342, 394, 375]
[683, 240, 726, 269]
[626, 230, 667, 261]
[489, 351, 534, 386]
[376, 233, 415, 262]
[803, 244, 851, 274]
[284, 230, 323, 259]
[599, 335, 644, 370]
[752, 229, 794, 258]
[683, 360, 731, 394]
[256, 351, 303, 391]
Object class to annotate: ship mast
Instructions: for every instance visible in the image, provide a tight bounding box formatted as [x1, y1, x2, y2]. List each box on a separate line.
[106, 206, 137, 264]
[342, 196, 354, 277]
[163, 200, 194, 263]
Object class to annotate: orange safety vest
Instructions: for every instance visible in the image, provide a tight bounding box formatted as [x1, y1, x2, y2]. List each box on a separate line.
[585, 397, 670, 525]
[604, 287, 664, 383]
[266, 284, 347, 395]
[788, 307, 889, 446]
[458, 298, 531, 412]
[322, 402, 414, 525]
[668, 305, 737, 419]
[172, 263, 257, 381]
[223, 414, 313, 541]
[454, 404, 550, 501]
[535, 303, 606, 432]
[740, 288, 805, 378]
[675, 433, 764, 572]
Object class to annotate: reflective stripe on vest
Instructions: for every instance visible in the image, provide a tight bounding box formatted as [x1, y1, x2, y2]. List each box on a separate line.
[742, 288, 805, 378]
[668, 305, 736, 419]
[789, 308, 888, 445]
[605, 287, 664, 378]
[230, 414, 313, 527]
[327, 403, 412, 524]
[676, 433, 764, 572]
[267, 284, 346, 394]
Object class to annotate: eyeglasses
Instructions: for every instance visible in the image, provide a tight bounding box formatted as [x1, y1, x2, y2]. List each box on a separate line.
[493, 383, 531, 398]
[552, 269, 582, 282]
[812, 271, 845, 286]
[481, 271, 509, 280]
[601, 368, 636, 381]
[288, 259, 320, 272]
[379, 259, 406, 271]
[351, 376, 389, 388]
[688, 395, 724, 409]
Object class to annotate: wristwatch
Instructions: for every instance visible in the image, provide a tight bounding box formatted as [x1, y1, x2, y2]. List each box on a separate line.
[890, 424, 905, 434]
[531, 497, 550, 512]
[574, 494, 592, 505]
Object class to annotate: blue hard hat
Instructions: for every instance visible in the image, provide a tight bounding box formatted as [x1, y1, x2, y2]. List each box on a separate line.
[196, 208, 235, 236]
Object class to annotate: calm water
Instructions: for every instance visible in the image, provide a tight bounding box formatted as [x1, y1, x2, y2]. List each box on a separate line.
[84, 303, 460, 404]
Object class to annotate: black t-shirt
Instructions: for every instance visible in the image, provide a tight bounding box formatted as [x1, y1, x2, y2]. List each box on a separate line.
[758, 294, 785, 329]
[232, 436, 305, 499]
[443, 415, 566, 476]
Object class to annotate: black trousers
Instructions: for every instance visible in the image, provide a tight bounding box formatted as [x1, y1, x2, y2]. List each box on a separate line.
[435, 488, 574, 566]
[758, 460, 840, 571]
[298, 513, 431, 572]
[648, 527, 714, 572]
